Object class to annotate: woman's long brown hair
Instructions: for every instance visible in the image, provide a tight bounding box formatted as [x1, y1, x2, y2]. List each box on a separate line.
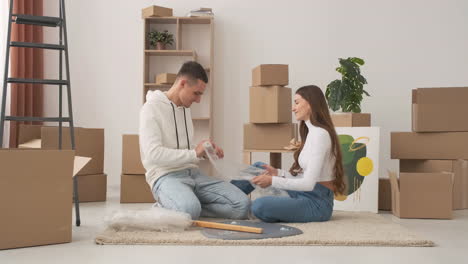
[289, 85, 345, 195]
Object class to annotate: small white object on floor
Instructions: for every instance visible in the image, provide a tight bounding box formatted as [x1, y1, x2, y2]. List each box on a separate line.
[105, 207, 192, 232]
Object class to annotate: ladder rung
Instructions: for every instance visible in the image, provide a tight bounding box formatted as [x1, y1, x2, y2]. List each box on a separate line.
[7, 78, 68, 85]
[10, 41, 65, 50]
[12, 14, 62, 27]
[5, 116, 71, 122]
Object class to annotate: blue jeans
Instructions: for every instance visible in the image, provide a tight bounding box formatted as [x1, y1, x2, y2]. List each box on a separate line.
[152, 168, 250, 220]
[231, 162, 334, 223]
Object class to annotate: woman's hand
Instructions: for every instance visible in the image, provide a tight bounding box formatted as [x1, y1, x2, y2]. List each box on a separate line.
[261, 164, 278, 176]
[252, 173, 272, 188]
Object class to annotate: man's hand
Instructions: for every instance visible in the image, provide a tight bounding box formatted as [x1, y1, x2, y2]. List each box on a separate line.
[252, 173, 272, 188]
[211, 141, 224, 158]
[195, 140, 224, 159]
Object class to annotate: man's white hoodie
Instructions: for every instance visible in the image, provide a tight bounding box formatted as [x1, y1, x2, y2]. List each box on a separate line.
[139, 90, 200, 188]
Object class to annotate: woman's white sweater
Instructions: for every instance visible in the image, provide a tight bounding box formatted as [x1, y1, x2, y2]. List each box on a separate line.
[272, 120, 335, 191]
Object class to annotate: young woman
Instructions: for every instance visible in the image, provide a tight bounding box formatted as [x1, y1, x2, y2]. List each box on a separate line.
[232, 85, 345, 223]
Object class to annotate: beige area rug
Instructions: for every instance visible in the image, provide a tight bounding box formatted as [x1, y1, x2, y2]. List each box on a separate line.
[95, 211, 434, 247]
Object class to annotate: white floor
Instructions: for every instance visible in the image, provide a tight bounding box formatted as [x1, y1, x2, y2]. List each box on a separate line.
[1, 185, 468, 264]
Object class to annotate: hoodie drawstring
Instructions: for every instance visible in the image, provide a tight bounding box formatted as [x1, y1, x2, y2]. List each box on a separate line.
[170, 102, 190, 150]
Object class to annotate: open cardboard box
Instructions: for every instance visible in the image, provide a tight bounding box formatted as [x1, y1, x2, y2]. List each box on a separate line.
[388, 171, 453, 219]
[378, 178, 392, 211]
[18, 124, 104, 176]
[0, 149, 90, 250]
[400, 159, 468, 210]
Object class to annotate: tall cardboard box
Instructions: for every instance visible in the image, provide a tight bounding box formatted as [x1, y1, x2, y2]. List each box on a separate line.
[412, 87, 468, 132]
[400, 159, 468, 210]
[122, 134, 146, 174]
[249, 86, 292, 123]
[391, 132, 468, 159]
[388, 171, 453, 219]
[77, 174, 107, 202]
[244, 123, 297, 150]
[331, 113, 371, 127]
[41, 127, 105, 175]
[141, 5, 173, 18]
[155, 73, 177, 85]
[0, 149, 74, 250]
[121, 174, 155, 203]
[378, 178, 392, 211]
[252, 64, 288, 86]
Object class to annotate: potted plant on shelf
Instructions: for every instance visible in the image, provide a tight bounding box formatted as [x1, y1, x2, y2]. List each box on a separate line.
[325, 57, 371, 127]
[148, 29, 174, 50]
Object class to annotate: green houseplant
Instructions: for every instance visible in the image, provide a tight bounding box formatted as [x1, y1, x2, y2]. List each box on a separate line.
[148, 30, 174, 50]
[325, 57, 369, 113]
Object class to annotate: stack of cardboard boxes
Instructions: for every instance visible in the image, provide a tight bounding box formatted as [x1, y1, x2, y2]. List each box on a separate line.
[244, 64, 296, 150]
[388, 87, 468, 219]
[121, 135, 155, 203]
[18, 125, 106, 202]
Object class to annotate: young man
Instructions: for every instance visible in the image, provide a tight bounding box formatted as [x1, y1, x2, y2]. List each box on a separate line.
[139, 61, 250, 220]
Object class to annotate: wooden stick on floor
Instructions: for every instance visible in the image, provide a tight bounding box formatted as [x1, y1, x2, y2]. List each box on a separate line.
[193, 220, 263, 234]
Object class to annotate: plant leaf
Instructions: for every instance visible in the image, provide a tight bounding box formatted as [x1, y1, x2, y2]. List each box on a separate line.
[326, 80, 342, 111]
[350, 57, 365, 66]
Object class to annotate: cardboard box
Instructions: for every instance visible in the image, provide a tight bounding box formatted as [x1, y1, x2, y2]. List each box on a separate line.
[244, 123, 297, 150]
[156, 73, 177, 85]
[41, 127, 104, 175]
[378, 178, 392, 211]
[391, 132, 468, 159]
[331, 113, 371, 127]
[18, 124, 42, 146]
[388, 171, 453, 219]
[0, 149, 74, 250]
[252, 64, 288, 86]
[400, 159, 468, 210]
[122, 134, 146, 174]
[120, 174, 155, 203]
[412, 87, 468, 132]
[77, 173, 107, 202]
[249, 86, 292, 123]
[142, 5, 173, 18]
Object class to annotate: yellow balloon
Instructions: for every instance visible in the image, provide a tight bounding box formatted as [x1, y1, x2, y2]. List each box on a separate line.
[357, 157, 373, 176]
[335, 194, 347, 201]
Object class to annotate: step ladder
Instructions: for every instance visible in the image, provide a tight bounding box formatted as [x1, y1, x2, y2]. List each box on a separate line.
[0, 0, 81, 226]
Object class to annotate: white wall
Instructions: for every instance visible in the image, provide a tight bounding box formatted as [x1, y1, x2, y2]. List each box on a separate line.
[39, 0, 468, 187]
